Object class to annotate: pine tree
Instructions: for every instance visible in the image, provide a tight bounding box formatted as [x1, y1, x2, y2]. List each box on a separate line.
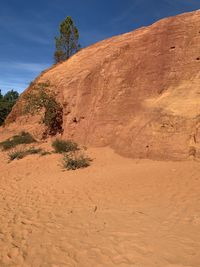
[54, 16, 80, 63]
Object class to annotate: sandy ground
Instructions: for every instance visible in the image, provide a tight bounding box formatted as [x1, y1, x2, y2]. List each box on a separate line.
[0, 145, 200, 267]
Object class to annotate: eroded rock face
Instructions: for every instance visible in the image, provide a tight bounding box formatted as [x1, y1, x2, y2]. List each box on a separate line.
[6, 9, 200, 159]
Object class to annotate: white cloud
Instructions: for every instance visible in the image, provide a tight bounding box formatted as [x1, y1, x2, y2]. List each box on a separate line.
[0, 81, 26, 93]
[0, 61, 50, 93]
[12, 62, 49, 72]
[0, 61, 49, 72]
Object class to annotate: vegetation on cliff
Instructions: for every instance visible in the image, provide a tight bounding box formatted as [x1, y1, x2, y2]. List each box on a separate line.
[24, 82, 63, 137]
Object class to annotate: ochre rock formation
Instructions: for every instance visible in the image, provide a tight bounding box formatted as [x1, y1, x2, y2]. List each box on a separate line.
[5, 10, 200, 159]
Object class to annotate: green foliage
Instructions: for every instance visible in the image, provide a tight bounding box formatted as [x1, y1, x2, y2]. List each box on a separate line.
[0, 89, 19, 126]
[8, 147, 42, 161]
[8, 150, 26, 160]
[52, 139, 79, 153]
[0, 132, 36, 151]
[0, 101, 14, 126]
[54, 16, 81, 63]
[43, 95, 63, 136]
[4, 90, 19, 102]
[3, 134, 92, 170]
[52, 138, 91, 170]
[24, 82, 63, 136]
[54, 50, 65, 63]
[63, 151, 91, 170]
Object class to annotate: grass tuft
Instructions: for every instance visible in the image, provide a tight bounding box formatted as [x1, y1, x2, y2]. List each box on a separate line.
[8, 147, 42, 161]
[0, 132, 36, 151]
[52, 139, 79, 153]
[63, 152, 91, 170]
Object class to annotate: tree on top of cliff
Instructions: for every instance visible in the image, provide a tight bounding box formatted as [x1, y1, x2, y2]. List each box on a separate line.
[54, 16, 81, 63]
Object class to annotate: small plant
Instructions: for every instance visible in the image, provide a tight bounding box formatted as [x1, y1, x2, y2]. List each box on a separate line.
[42, 94, 63, 136]
[23, 81, 63, 136]
[63, 152, 91, 170]
[0, 131, 36, 150]
[52, 139, 79, 153]
[8, 147, 42, 161]
[8, 150, 26, 160]
[27, 147, 43, 155]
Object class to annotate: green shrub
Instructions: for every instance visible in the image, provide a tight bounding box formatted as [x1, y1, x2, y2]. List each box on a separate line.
[52, 139, 79, 153]
[0, 89, 19, 126]
[24, 81, 63, 136]
[42, 95, 63, 136]
[27, 147, 43, 155]
[8, 147, 42, 161]
[0, 132, 36, 150]
[63, 152, 91, 170]
[8, 150, 26, 160]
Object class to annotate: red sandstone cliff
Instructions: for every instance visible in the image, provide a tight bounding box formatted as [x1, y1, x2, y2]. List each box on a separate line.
[5, 9, 200, 159]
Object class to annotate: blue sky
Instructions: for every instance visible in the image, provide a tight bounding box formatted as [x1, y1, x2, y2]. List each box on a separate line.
[0, 0, 200, 94]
